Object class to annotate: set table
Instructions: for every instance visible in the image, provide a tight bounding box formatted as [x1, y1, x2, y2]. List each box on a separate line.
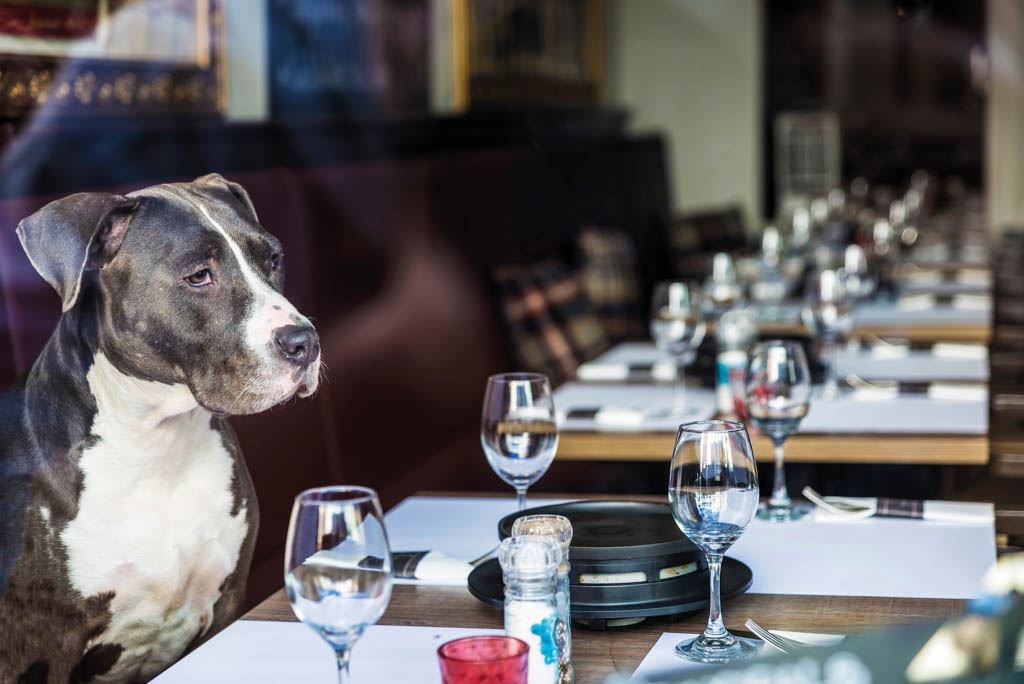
[156, 493, 996, 683]
[558, 341, 990, 466]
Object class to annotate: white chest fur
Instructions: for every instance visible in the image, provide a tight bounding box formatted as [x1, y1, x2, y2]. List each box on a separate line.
[60, 353, 248, 682]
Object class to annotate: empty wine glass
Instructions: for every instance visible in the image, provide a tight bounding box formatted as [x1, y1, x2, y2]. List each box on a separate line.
[803, 269, 851, 398]
[285, 486, 393, 684]
[668, 420, 760, 663]
[842, 245, 875, 303]
[746, 341, 813, 522]
[704, 253, 744, 313]
[650, 281, 707, 417]
[481, 373, 559, 511]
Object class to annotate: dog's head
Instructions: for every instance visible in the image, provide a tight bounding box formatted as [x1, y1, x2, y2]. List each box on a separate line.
[16, 173, 321, 415]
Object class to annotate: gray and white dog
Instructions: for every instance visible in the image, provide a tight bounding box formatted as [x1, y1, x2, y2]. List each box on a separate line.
[0, 174, 321, 683]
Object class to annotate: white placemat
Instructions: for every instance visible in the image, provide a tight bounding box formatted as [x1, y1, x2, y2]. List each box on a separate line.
[384, 497, 995, 599]
[553, 382, 718, 432]
[630, 631, 845, 682]
[800, 388, 987, 434]
[153, 621, 503, 683]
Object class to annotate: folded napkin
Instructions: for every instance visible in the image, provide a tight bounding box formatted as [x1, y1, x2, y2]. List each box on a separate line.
[932, 343, 988, 360]
[851, 385, 899, 401]
[898, 294, 937, 311]
[390, 551, 472, 584]
[576, 361, 674, 382]
[956, 268, 990, 285]
[927, 383, 987, 402]
[804, 487, 993, 524]
[868, 344, 910, 359]
[952, 294, 991, 310]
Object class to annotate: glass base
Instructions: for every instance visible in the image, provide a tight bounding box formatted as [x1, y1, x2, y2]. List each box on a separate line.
[757, 501, 812, 522]
[675, 633, 760, 664]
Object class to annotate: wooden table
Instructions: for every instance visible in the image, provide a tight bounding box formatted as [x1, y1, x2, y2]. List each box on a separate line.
[246, 586, 960, 683]
[558, 431, 990, 465]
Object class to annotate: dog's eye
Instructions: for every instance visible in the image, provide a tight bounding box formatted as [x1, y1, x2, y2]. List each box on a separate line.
[184, 269, 213, 287]
[269, 253, 282, 271]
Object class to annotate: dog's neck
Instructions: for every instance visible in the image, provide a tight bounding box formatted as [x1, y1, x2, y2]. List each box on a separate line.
[86, 352, 204, 431]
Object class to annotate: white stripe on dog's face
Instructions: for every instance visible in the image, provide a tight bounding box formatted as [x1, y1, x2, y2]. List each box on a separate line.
[195, 204, 309, 360]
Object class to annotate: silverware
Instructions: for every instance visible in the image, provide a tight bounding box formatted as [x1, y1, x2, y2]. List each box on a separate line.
[468, 545, 499, 567]
[744, 619, 821, 654]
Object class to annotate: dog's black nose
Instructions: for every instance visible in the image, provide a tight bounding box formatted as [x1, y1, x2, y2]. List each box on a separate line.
[274, 325, 320, 369]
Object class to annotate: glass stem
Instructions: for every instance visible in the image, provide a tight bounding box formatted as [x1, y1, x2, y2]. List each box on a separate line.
[703, 553, 727, 639]
[516, 487, 528, 511]
[673, 359, 687, 416]
[335, 647, 351, 684]
[769, 439, 791, 508]
[823, 337, 839, 398]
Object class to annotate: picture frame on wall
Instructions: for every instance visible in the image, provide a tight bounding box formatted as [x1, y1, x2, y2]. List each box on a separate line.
[0, 0, 223, 120]
[445, 0, 605, 110]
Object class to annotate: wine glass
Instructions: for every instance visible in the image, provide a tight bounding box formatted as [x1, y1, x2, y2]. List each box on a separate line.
[481, 373, 559, 511]
[285, 486, 393, 684]
[803, 269, 851, 398]
[650, 281, 707, 417]
[745, 341, 813, 522]
[668, 420, 760, 663]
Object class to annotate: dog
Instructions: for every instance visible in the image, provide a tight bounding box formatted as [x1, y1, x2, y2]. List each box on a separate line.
[0, 174, 321, 682]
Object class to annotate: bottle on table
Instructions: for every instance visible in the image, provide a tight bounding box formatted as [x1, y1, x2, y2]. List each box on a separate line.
[511, 515, 574, 684]
[498, 535, 562, 684]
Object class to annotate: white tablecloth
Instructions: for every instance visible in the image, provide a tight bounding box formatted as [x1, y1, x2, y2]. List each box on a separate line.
[553, 382, 718, 431]
[385, 497, 995, 600]
[590, 342, 989, 383]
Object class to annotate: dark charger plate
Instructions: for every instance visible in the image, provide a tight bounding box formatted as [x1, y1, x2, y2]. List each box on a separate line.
[471, 500, 754, 623]
[468, 557, 752, 621]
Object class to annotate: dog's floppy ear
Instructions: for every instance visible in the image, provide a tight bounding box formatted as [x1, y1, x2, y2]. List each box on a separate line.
[193, 173, 259, 221]
[16, 193, 140, 312]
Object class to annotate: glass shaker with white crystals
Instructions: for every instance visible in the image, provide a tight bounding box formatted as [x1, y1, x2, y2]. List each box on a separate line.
[498, 535, 561, 684]
[511, 515, 574, 683]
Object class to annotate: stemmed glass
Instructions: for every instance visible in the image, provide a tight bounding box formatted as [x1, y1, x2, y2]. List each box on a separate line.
[803, 269, 851, 398]
[650, 281, 707, 417]
[668, 420, 760, 663]
[745, 341, 812, 522]
[481, 373, 559, 511]
[285, 486, 393, 684]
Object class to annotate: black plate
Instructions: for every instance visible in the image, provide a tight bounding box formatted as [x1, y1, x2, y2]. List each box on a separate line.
[468, 557, 753, 621]
[497, 500, 698, 561]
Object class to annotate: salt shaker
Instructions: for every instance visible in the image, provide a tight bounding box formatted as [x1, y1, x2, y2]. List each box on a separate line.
[498, 535, 561, 684]
[511, 515, 574, 683]
[715, 308, 758, 417]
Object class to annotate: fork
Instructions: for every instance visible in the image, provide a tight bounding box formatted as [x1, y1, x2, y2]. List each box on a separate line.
[744, 619, 821, 654]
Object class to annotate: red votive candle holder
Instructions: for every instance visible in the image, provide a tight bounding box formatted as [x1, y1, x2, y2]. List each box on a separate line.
[437, 635, 529, 684]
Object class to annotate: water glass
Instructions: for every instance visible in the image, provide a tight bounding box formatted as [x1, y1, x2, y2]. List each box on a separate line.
[668, 420, 760, 663]
[437, 636, 529, 684]
[650, 281, 706, 417]
[803, 268, 851, 398]
[285, 486, 393, 684]
[746, 341, 813, 522]
[481, 373, 559, 511]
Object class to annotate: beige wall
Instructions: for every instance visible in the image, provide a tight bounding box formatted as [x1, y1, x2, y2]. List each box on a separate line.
[987, 0, 1024, 233]
[605, 0, 762, 224]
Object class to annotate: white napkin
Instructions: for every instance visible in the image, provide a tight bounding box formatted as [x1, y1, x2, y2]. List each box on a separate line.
[392, 551, 472, 586]
[575, 361, 675, 382]
[927, 383, 987, 401]
[806, 490, 993, 525]
[576, 362, 629, 381]
[869, 344, 910, 359]
[594, 407, 646, 428]
[957, 268, 990, 285]
[851, 386, 899, 401]
[952, 294, 991, 310]
[932, 343, 988, 360]
[898, 294, 936, 310]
